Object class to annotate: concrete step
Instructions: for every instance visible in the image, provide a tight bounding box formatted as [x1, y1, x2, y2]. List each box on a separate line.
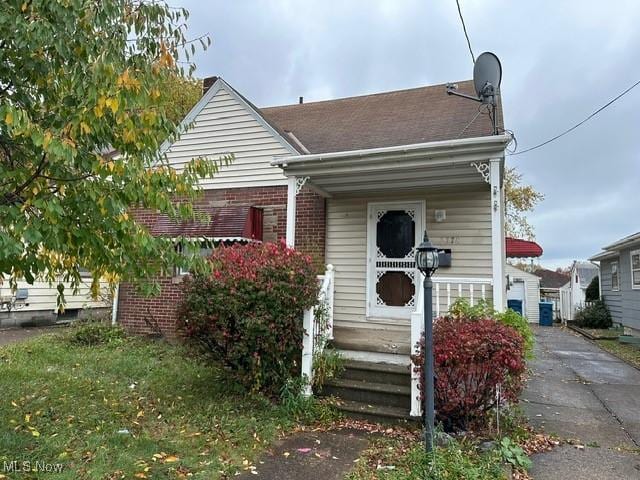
[334, 399, 417, 425]
[322, 378, 411, 410]
[341, 360, 411, 387]
[333, 326, 411, 355]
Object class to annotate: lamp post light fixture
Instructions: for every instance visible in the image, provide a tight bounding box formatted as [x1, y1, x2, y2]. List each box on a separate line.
[415, 230, 440, 453]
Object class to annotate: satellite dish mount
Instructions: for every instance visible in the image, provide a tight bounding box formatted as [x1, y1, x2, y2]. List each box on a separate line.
[446, 52, 502, 134]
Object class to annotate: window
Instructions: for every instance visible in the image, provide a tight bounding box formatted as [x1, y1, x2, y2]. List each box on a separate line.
[176, 241, 214, 275]
[611, 261, 619, 291]
[631, 250, 640, 289]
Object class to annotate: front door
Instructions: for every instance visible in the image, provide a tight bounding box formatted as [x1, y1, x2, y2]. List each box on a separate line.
[367, 201, 424, 320]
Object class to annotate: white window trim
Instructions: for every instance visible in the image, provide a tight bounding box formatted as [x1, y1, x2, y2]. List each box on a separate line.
[611, 260, 620, 292]
[631, 249, 640, 290]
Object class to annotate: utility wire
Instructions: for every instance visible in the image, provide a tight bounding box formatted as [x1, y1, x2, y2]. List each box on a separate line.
[456, 0, 475, 64]
[510, 77, 640, 156]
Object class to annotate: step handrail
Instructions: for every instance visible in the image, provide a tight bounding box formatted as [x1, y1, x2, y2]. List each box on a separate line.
[301, 264, 335, 396]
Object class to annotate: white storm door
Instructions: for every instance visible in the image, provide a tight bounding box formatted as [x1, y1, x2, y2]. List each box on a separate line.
[367, 201, 424, 319]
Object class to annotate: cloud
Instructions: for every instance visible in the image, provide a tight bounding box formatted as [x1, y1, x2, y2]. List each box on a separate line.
[182, 0, 640, 268]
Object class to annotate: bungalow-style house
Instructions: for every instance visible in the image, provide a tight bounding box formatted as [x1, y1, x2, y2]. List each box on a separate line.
[115, 76, 511, 420]
[559, 261, 599, 322]
[590, 232, 640, 333]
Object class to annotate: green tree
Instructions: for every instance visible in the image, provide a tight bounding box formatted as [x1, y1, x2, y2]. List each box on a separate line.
[505, 166, 544, 240]
[585, 276, 600, 302]
[0, 0, 227, 300]
[158, 74, 202, 125]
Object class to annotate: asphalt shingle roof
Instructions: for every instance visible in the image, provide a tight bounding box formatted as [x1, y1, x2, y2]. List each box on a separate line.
[260, 80, 503, 154]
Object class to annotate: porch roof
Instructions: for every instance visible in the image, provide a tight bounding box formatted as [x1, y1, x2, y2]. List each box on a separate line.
[272, 134, 511, 195]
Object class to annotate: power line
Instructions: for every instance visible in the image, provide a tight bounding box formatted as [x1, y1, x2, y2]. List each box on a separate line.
[510, 77, 640, 156]
[455, 0, 475, 64]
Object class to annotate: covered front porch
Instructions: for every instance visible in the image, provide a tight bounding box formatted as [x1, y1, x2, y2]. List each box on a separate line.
[274, 135, 510, 415]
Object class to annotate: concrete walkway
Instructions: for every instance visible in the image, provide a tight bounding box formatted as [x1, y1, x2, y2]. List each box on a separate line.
[235, 430, 369, 479]
[523, 326, 640, 479]
[0, 325, 65, 347]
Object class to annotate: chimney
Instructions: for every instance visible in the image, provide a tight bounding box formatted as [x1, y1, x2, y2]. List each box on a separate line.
[202, 76, 218, 96]
[299, 96, 303, 104]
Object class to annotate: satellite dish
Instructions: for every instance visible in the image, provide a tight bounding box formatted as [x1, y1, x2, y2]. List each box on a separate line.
[473, 52, 502, 105]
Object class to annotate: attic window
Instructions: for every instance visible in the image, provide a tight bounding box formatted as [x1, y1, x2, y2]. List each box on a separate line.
[611, 261, 619, 291]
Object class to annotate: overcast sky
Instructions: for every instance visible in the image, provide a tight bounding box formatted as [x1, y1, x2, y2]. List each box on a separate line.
[180, 0, 640, 269]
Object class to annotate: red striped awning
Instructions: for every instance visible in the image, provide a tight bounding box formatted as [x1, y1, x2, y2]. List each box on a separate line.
[151, 206, 263, 241]
[506, 237, 543, 258]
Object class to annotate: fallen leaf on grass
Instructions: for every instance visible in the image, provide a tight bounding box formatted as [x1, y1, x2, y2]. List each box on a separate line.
[164, 456, 179, 463]
[296, 448, 311, 453]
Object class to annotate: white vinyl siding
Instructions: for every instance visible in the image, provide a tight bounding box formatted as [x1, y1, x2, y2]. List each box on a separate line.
[0, 279, 109, 313]
[164, 87, 292, 189]
[631, 250, 640, 289]
[505, 264, 541, 324]
[326, 187, 493, 327]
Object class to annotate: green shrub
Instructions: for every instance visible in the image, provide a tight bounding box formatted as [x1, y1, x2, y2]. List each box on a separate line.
[177, 241, 319, 395]
[448, 298, 493, 320]
[575, 299, 612, 329]
[495, 308, 535, 359]
[585, 276, 600, 302]
[448, 298, 534, 359]
[312, 348, 344, 392]
[497, 437, 532, 471]
[68, 322, 126, 346]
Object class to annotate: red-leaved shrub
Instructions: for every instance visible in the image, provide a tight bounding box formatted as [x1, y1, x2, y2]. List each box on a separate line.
[177, 241, 319, 395]
[412, 317, 526, 431]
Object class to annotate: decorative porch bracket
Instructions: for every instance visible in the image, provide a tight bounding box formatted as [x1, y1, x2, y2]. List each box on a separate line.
[286, 175, 310, 247]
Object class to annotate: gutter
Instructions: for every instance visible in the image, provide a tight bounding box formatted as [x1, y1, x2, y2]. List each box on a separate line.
[271, 134, 512, 166]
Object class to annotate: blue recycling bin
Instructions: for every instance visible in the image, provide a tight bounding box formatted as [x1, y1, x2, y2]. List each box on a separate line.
[539, 302, 554, 326]
[507, 299, 523, 316]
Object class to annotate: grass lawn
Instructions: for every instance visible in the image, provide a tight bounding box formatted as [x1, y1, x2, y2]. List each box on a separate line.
[0, 329, 324, 479]
[596, 339, 640, 369]
[345, 436, 507, 480]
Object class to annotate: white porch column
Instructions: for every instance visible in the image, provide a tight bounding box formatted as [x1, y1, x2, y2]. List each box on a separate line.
[490, 157, 506, 311]
[286, 176, 297, 247]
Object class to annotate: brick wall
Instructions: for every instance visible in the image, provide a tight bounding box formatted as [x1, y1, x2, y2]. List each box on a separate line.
[117, 185, 325, 337]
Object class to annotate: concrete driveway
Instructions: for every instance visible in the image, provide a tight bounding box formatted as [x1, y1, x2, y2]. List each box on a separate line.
[523, 326, 640, 479]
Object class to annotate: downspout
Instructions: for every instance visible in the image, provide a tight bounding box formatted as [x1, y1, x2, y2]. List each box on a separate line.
[111, 283, 120, 326]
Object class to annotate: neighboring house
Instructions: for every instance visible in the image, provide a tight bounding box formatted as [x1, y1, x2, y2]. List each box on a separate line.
[0, 277, 110, 328]
[590, 232, 640, 332]
[116, 76, 511, 419]
[534, 267, 571, 319]
[506, 264, 541, 323]
[558, 261, 599, 321]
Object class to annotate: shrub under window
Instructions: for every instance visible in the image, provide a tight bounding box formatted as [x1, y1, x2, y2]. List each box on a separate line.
[177, 241, 318, 395]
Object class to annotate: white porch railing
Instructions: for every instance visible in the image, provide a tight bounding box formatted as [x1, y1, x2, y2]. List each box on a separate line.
[410, 276, 493, 416]
[301, 264, 335, 396]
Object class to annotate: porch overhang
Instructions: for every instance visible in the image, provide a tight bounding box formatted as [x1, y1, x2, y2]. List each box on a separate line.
[272, 135, 511, 195]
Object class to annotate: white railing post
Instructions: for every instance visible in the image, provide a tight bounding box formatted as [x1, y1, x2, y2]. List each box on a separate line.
[286, 176, 297, 247]
[470, 284, 474, 306]
[410, 273, 424, 417]
[301, 305, 315, 397]
[326, 264, 335, 340]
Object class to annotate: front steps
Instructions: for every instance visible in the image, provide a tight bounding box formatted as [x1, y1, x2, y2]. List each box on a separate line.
[320, 360, 416, 424]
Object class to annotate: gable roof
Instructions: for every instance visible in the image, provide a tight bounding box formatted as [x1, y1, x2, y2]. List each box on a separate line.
[506, 237, 543, 258]
[534, 268, 570, 289]
[260, 80, 503, 154]
[159, 77, 300, 157]
[590, 231, 640, 261]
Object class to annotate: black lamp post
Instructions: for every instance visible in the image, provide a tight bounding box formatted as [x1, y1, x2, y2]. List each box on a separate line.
[415, 230, 440, 453]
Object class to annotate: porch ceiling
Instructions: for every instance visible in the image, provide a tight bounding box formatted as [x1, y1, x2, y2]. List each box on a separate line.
[273, 135, 510, 195]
